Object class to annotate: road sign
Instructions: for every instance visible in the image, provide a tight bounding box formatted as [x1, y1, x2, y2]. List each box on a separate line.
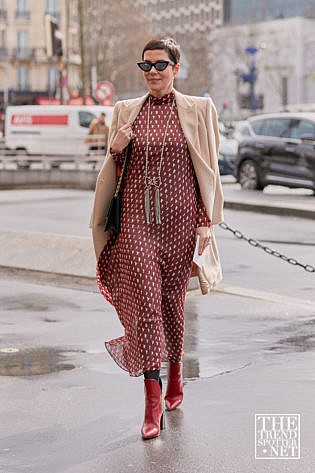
[94, 81, 114, 103]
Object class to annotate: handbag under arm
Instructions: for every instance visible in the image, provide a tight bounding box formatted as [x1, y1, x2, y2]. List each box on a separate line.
[104, 140, 132, 234]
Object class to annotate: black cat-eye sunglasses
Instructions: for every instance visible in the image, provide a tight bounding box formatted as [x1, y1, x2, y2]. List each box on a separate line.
[137, 60, 175, 72]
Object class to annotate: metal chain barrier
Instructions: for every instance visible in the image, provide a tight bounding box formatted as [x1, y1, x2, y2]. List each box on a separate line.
[219, 222, 315, 273]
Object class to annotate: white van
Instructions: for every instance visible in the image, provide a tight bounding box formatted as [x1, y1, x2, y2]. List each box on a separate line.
[5, 105, 114, 155]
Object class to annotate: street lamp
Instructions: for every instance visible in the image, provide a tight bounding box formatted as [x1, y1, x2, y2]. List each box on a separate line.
[239, 46, 258, 112]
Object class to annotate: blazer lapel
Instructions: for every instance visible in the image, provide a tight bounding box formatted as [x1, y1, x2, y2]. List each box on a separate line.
[119, 93, 149, 125]
[118, 89, 199, 148]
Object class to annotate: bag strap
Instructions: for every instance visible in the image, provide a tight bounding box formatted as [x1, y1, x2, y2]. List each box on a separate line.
[113, 140, 132, 197]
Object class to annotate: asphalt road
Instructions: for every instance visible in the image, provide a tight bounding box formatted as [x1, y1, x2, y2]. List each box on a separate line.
[1, 271, 315, 473]
[0, 185, 315, 472]
[0, 186, 314, 300]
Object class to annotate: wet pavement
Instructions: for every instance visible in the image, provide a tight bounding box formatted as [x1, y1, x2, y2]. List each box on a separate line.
[1, 273, 315, 473]
[0, 347, 76, 377]
[0, 186, 315, 472]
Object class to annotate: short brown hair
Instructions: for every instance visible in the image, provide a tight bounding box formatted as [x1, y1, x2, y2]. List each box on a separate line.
[142, 37, 180, 64]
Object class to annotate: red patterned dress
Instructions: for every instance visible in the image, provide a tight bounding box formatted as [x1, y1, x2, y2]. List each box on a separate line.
[97, 91, 210, 377]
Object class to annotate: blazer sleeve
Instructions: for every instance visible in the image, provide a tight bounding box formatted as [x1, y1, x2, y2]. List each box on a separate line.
[196, 198, 212, 227]
[89, 103, 120, 260]
[206, 98, 224, 225]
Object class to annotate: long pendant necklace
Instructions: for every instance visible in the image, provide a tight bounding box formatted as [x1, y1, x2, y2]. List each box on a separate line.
[144, 95, 175, 224]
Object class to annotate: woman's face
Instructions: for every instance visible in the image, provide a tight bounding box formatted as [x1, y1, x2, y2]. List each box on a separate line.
[142, 49, 180, 97]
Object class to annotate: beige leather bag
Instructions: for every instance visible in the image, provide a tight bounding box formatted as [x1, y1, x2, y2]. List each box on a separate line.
[192, 227, 222, 295]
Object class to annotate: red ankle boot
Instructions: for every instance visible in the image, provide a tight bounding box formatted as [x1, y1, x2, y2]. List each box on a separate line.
[164, 362, 183, 411]
[141, 378, 165, 440]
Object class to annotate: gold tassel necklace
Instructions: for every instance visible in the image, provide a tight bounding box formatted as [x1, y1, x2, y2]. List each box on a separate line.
[144, 95, 175, 224]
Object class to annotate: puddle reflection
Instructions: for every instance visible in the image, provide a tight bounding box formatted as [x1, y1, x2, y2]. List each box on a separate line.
[0, 347, 76, 376]
[269, 333, 315, 353]
[183, 305, 200, 380]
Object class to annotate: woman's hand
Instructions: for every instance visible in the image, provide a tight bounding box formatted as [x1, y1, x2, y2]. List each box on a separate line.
[196, 226, 211, 256]
[110, 123, 135, 154]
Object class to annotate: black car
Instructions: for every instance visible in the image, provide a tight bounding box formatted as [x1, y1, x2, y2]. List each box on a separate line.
[234, 113, 315, 191]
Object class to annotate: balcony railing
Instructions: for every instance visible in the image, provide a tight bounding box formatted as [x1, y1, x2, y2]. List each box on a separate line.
[15, 10, 31, 20]
[13, 48, 36, 60]
[0, 9, 7, 20]
[17, 84, 31, 92]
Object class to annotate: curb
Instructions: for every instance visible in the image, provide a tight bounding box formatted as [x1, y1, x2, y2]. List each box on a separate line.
[0, 228, 201, 292]
[0, 264, 200, 293]
[224, 200, 315, 220]
[2, 265, 313, 311]
[0, 229, 96, 278]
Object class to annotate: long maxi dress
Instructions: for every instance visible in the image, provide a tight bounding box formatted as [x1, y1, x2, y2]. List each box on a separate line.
[97, 91, 211, 377]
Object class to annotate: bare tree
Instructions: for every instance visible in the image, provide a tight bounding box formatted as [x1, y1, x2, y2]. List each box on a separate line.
[177, 31, 213, 96]
[82, 0, 153, 100]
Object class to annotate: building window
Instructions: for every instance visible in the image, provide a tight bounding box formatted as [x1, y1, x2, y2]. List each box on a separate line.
[16, 0, 29, 19]
[18, 66, 29, 90]
[46, 0, 57, 12]
[0, 29, 7, 58]
[0, 0, 7, 20]
[47, 67, 58, 93]
[45, 0, 58, 20]
[17, 30, 28, 56]
[0, 28, 5, 47]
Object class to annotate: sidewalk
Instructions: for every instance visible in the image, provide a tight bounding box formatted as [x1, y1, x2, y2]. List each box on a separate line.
[222, 177, 315, 219]
[0, 183, 314, 282]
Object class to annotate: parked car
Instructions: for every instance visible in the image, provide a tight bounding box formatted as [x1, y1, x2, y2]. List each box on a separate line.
[231, 120, 254, 142]
[234, 112, 315, 191]
[218, 133, 238, 175]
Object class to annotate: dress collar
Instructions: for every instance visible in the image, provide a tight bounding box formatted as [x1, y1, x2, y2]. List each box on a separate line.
[148, 90, 175, 105]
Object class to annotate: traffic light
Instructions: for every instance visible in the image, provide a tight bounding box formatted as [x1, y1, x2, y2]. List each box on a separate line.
[45, 14, 63, 58]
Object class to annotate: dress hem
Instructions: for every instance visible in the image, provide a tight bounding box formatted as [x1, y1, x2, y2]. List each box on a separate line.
[104, 341, 162, 377]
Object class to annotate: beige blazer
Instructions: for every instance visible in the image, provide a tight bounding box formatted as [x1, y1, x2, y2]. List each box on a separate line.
[90, 89, 224, 287]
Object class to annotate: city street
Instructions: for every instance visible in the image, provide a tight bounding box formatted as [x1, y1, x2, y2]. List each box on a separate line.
[0, 184, 314, 300]
[1, 273, 315, 473]
[1, 0, 315, 470]
[0, 185, 314, 472]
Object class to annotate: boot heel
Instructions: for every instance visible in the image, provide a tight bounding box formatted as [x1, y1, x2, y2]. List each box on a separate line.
[160, 410, 165, 430]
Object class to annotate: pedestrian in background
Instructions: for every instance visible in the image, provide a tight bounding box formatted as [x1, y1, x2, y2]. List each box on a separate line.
[86, 112, 109, 153]
[90, 37, 224, 440]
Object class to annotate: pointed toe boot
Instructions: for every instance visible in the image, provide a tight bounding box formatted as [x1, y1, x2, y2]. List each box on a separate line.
[141, 378, 165, 440]
[164, 362, 183, 411]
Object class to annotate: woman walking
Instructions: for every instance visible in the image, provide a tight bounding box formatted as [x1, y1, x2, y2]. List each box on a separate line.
[90, 37, 224, 440]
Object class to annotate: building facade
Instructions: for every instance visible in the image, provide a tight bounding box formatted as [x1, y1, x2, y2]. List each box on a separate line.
[135, 0, 223, 41]
[0, 0, 80, 110]
[223, 0, 315, 24]
[211, 16, 315, 117]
